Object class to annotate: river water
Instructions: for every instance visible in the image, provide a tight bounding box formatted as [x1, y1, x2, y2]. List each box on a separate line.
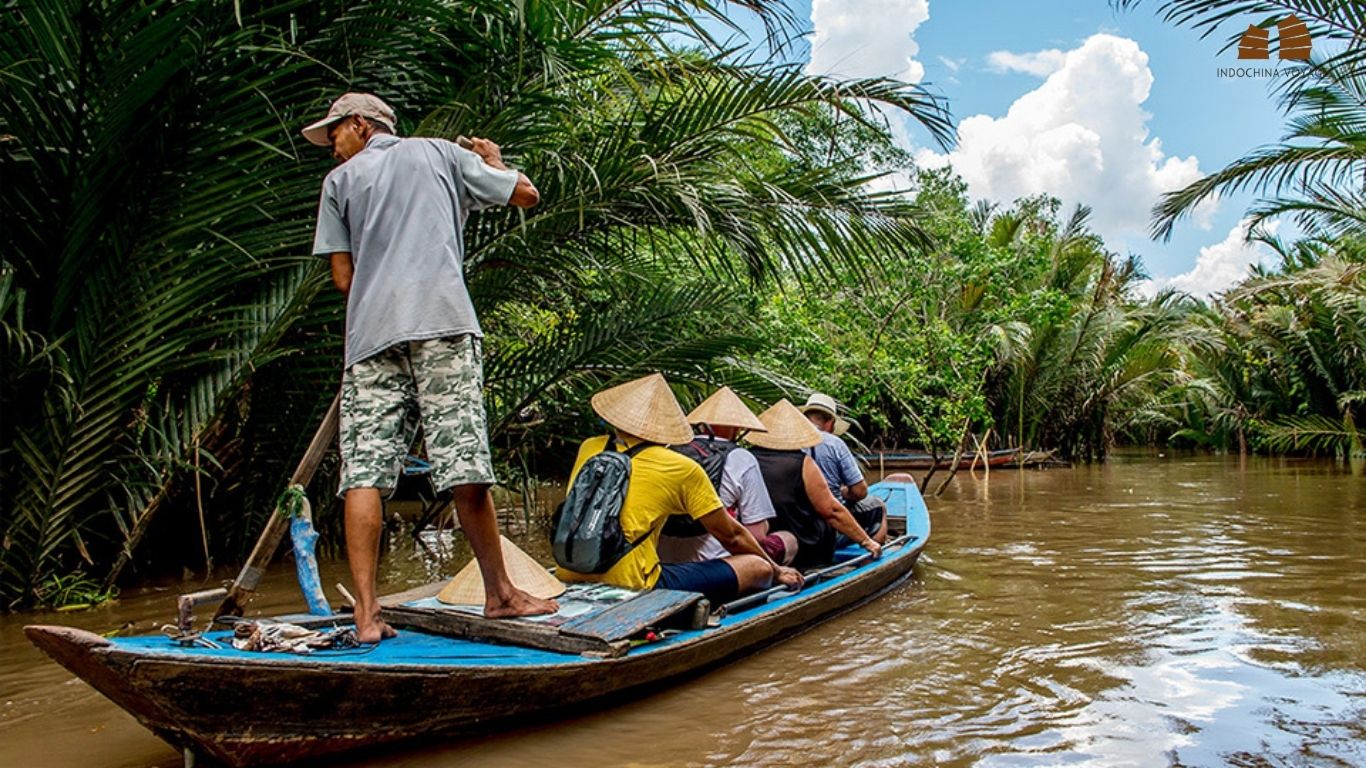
[2, 455, 1362, 767]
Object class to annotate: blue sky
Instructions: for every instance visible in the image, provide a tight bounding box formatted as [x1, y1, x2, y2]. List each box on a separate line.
[718, 1, 1298, 296]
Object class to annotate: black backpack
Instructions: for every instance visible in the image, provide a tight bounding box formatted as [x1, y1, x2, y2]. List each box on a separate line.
[551, 436, 657, 573]
[662, 437, 740, 537]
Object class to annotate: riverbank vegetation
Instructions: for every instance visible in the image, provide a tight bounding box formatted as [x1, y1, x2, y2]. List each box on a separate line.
[1, 0, 1361, 608]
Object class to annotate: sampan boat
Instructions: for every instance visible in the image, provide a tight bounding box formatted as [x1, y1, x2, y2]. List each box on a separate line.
[858, 447, 1022, 471]
[26, 479, 930, 767]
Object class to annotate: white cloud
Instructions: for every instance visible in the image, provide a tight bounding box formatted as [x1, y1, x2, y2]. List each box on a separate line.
[808, 0, 929, 84]
[937, 55, 965, 73]
[1139, 218, 1279, 298]
[986, 49, 1066, 77]
[919, 34, 1211, 245]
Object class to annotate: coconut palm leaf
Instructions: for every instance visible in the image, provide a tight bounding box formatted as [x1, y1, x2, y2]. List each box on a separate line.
[1115, 2, 1366, 240]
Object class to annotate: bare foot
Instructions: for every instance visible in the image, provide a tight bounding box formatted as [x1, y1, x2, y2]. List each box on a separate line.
[484, 588, 559, 619]
[355, 617, 399, 644]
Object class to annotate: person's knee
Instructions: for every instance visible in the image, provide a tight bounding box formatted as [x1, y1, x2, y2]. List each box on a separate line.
[774, 532, 799, 565]
[863, 498, 889, 543]
[450, 483, 491, 507]
[726, 555, 773, 593]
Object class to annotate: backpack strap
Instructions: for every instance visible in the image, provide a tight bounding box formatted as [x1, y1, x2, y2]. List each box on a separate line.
[601, 433, 659, 460]
[608, 436, 662, 555]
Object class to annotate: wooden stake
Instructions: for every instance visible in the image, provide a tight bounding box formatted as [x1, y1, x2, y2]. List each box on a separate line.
[213, 393, 340, 620]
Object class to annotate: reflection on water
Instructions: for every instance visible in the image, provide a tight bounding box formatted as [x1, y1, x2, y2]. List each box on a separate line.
[1, 455, 1362, 767]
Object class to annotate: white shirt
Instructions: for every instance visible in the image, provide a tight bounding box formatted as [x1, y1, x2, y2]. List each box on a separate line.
[657, 441, 776, 563]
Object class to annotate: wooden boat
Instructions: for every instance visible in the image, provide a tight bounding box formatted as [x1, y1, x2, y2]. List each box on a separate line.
[26, 479, 931, 767]
[858, 447, 1021, 471]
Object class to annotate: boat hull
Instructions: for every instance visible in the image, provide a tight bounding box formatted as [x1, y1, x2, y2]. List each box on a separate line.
[28, 483, 931, 766]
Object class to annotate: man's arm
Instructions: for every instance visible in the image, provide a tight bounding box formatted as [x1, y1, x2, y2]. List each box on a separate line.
[802, 457, 881, 558]
[844, 479, 869, 502]
[467, 137, 539, 208]
[330, 252, 354, 297]
[699, 509, 803, 588]
[508, 173, 539, 208]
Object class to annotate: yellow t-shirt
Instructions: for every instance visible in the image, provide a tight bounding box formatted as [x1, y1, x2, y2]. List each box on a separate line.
[558, 435, 723, 590]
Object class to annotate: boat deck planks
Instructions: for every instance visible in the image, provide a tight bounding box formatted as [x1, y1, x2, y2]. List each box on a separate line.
[382, 588, 700, 658]
[560, 588, 700, 641]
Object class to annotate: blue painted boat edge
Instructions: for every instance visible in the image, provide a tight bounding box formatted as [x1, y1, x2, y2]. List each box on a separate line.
[108, 482, 929, 669]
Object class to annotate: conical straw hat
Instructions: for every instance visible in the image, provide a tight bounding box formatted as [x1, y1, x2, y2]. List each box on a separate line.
[745, 399, 825, 450]
[437, 535, 566, 605]
[686, 386, 766, 432]
[590, 373, 694, 445]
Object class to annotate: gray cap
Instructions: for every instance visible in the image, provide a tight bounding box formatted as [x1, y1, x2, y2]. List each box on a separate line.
[301, 93, 397, 147]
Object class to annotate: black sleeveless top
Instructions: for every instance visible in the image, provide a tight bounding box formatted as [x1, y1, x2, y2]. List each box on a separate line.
[749, 447, 834, 567]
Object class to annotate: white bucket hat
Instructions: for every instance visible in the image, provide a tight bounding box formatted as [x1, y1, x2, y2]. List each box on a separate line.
[801, 393, 851, 436]
[301, 92, 397, 147]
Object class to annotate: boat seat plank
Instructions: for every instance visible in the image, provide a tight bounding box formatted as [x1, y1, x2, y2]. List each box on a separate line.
[559, 589, 700, 642]
[380, 602, 630, 658]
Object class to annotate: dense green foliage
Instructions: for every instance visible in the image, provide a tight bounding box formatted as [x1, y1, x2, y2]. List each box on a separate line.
[747, 169, 1194, 463]
[0, 0, 1360, 608]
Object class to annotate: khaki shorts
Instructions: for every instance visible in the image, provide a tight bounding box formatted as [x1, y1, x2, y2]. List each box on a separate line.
[339, 335, 496, 494]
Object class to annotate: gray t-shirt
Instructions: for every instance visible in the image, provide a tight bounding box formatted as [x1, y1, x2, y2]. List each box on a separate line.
[312, 134, 519, 368]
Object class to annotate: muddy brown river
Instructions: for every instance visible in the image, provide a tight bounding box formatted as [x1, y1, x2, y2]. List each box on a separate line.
[2, 455, 1363, 767]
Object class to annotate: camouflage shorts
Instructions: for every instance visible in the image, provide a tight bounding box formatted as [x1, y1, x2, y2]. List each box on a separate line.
[339, 335, 496, 494]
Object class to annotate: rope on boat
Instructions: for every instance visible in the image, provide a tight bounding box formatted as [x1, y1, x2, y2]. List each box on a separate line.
[278, 484, 309, 518]
[280, 484, 333, 616]
[226, 618, 362, 653]
[160, 624, 223, 649]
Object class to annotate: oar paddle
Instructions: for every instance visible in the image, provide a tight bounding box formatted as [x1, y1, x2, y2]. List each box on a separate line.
[212, 393, 341, 621]
[720, 533, 915, 616]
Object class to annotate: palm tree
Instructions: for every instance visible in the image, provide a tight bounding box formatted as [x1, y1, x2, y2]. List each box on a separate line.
[1223, 248, 1366, 456]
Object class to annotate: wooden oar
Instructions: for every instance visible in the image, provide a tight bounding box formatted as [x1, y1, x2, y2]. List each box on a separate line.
[720, 534, 915, 616]
[210, 393, 341, 621]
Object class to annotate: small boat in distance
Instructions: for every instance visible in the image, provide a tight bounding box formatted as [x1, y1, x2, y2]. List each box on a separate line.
[858, 447, 1023, 471]
[26, 479, 931, 767]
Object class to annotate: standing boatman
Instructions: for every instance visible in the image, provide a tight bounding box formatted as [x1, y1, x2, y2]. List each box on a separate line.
[303, 92, 556, 642]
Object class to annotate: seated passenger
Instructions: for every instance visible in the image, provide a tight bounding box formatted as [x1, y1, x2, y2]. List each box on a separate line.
[747, 399, 884, 569]
[557, 374, 803, 605]
[658, 386, 799, 567]
[801, 393, 888, 548]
